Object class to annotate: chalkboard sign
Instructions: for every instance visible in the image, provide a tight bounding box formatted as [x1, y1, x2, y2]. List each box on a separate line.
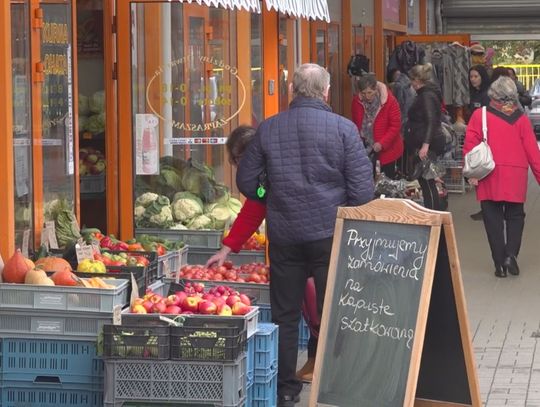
[310, 199, 481, 407]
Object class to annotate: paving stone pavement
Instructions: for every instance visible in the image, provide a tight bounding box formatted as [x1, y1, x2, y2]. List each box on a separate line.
[295, 178, 540, 406]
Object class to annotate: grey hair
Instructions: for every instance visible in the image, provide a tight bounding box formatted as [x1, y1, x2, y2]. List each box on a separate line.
[356, 74, 377, 92]
[292, 63, 330, 99]
[408, 63, 433, 83]
[488, 76, 518, 103]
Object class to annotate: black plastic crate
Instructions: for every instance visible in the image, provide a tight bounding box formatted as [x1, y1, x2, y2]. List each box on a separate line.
[102, 250, 159, 284]
[102, 324, 170, 360]
[170, 317, 247, 362]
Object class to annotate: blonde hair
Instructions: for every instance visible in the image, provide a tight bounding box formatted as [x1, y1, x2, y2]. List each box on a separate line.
[408, 63, 433, 83]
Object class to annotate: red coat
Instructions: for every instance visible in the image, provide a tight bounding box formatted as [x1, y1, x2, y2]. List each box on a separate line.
[351, 82, 404, 165]
[464, 108, 540, 203]
[222, 199, 266, 252]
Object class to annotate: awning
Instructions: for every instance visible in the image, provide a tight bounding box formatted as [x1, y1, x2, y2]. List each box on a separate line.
[264, 0, 331, 22]
[172, 0, 261, 13]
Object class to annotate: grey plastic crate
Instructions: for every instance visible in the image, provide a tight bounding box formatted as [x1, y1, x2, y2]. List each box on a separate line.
[187, 248, 265, 266]
[158, 247, 188, 278]
[0, 279, 129, 313]
[136, 228, 223, 249]
[0, 309, 113, 341]
[104, 353, 247, 406]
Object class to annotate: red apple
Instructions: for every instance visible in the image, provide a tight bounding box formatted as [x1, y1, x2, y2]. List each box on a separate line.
[152, 302, 167, 314]
[226, 295, 241, 307]
[198, 300, 217, 315]
[165, 305, 182, 314]
[149, 294, 163, 303]
[132, 298, 145, 306]
[131, 304, 147, 314]
[212, 297, 226, 308]
[142, 300, 154, 313]
[217, 304, 233, 316]
[165, 295, 181, 306]
[193, 282, 205, 293]
[231, 301, 250, 315]
[174, 291, 188, 304]
[239, 294, 251, 306]
[202, 293, 215, 301]
[182, 296, 200, 313]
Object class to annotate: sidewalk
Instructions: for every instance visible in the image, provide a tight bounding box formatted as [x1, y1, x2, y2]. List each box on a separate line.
[297, 180, 540, 406]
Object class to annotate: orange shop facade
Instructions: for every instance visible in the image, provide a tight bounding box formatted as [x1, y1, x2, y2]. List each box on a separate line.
[0, 0, 430, 260]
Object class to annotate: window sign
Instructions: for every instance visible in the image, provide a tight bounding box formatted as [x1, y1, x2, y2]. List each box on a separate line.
[135, 114, 160, 175]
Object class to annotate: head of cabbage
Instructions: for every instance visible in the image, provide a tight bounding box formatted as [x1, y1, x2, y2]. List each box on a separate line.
[172, 192, 203, 223]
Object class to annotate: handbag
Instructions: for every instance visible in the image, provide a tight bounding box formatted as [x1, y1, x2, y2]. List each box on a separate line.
[463, 106, 495, 180]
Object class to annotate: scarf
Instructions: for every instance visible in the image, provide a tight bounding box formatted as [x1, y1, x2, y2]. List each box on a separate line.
[360, 94, 381, 146]
[488, 99, 522, 124]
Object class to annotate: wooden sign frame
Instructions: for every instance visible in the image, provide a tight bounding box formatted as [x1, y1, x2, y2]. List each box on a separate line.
[310, 199, 481, 407]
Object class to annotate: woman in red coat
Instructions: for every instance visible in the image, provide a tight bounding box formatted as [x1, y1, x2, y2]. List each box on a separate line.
[351, 74, 403, 178]
[464, 76, 540, 278]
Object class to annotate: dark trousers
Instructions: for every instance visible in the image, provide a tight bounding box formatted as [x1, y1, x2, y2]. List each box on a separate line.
[269, 237, 332, 398]
[381, 160, 398, 179]
[481, 200, 525, 267]
[418, 177, 441, 210]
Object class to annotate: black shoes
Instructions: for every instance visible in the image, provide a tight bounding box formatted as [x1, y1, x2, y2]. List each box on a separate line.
[470, 210, 483, 221]
[504, 256, 520, 276]
[494, 265, 507, 278]
[278, 394, 301, 407]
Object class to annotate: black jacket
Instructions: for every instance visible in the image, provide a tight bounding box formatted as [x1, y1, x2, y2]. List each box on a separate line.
[236, 96, 374, 245]
[405, 81, 445, 154]
[469, 87, 490, 113]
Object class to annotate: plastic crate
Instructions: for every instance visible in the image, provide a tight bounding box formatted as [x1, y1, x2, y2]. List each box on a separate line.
[176, 277, 270, 306]
[246, 381, 253, 407]
[136, 228, 224, 249]
[440, 159, 466, 194]
[253, 323, 278, 377]
[258, 304, 271, 323]
[103, 325, 170, 360]
[75, 269, 146, 299]
[146, 279, 167, 297]
[102, 250, 159, 285]
[103, 353, 247, 406]
[170, 317, 247, 362]
[187, 248, 265, 266]
[0, 279, 129, 313]
[258, 305, 309, 350]
[0, 309, 113, 341]
[80, 174, 105, 194]
[252, 370, 277, 407]
[1, 380, 103, 407]
[246, 336, 254, 387]
[157, 247, 188, 279]
[0, 338, 103, 385]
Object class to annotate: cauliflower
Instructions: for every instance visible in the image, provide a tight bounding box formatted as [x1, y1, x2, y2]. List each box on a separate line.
[172, 192, 203, 223]
[208, 204, 232, 229]
[149, 205, 173, 227]
[136, 192, 159, 207]
[170, 222, 188, 230]
[134, 205, 145, 220]
[188, 214, 214, 230]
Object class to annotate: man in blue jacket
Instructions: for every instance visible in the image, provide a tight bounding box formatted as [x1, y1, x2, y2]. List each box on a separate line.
[237, 63, 374, 406]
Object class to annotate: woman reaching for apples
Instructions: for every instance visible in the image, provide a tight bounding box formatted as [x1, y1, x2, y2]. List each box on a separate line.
[205, 125, 319, 383]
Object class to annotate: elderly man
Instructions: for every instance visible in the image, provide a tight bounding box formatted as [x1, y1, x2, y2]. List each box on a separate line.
[237, 63, 374, 406]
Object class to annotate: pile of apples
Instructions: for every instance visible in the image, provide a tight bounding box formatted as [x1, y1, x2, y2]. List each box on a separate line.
[79, 147, 106, 176]
[94, 251, 150, 268]
[177, 261, 269, 284]
[130, 282, 252, 316]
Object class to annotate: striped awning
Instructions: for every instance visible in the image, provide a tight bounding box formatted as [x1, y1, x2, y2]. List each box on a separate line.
[264, 0, 331, 22]
[172, 0, 261, 13]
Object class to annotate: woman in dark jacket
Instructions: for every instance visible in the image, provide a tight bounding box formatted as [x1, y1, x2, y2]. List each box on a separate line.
[406, 63, 445, 210]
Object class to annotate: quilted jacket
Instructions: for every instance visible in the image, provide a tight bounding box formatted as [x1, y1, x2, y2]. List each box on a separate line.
[236, 96, 374, 245]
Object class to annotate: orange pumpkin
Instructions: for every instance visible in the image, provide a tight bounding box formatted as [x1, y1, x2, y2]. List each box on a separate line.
[3, 249, 31, 283]
[24, 258, 35, 270]
[51, 269, 78, 286]
[34, 257, 72, 273]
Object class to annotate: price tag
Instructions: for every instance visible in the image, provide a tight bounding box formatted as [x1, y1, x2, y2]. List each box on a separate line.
[22, 229, 31, 258]
[163, 259, 171, 278]
[45, 221, 59, 249]
[130, 272, 139, 305]
[91, 239, 101, 254]
[113, 304, 122, 325]
[76, 244, 94, 264]
[40, 227, 50, 251]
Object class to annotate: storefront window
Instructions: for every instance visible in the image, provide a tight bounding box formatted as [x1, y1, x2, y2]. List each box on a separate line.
[251, 12, 263, 126]
[278, 15, 295, 112]
[41, 3, 76, 215]
[131, 3, 243, 231]
[11, 2, 33, 249]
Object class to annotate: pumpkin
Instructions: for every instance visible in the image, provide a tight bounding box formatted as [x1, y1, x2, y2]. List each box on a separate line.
[25, 268, 55, 286]
[24, 258, 35, 270]
[2, 249, 31, 283]
[51, 269, 78, 286]
[34, 257, 72, 273]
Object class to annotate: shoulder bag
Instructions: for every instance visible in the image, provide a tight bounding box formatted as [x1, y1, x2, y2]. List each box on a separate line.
[463, 106, 495, 180]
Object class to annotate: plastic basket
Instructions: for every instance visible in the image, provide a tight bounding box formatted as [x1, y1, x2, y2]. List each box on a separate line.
[0, 338, 103, 385]
[253, 323, 278, 377]
[1, 380, 103, 407]
[259, 305, 308, 350]
[176, 277, 270, 306]
[75, 269, 146, 298]
[80, 174, 105, 194]
[166, 247, 188, 277]
[252, 370, 277, 407]
[440, 159, 465, 194]
[136, 228, 223, 249]
[145, 279, 167, 297]
[0, 309, 113, 341]
[102, 325, 170, 360]
[0, 279, 129, 313]
[103, 353, 247, 406]
[258, 304, 272, 323]
[102, 250, 159, 285]
[187, 248, 265, 266]
[246, 336, 255, 387]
